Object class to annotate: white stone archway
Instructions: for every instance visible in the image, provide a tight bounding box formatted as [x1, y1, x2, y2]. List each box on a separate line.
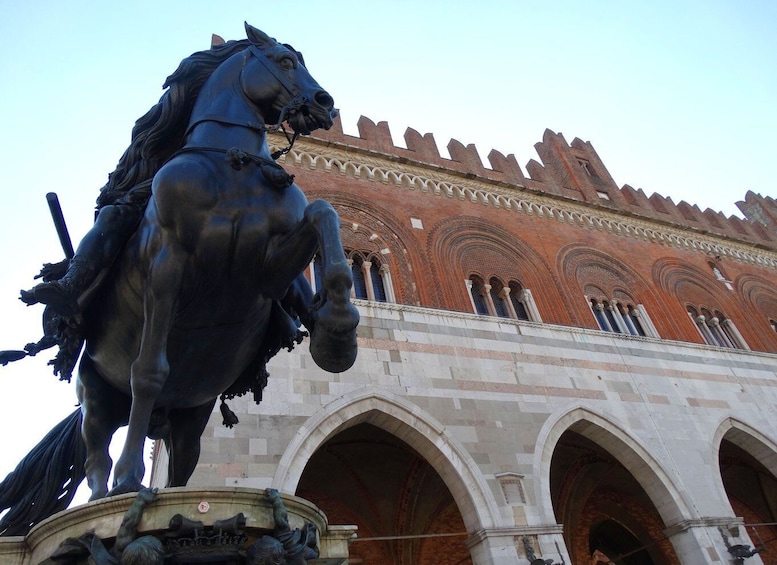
[712, 416, 777, 480]
[271, 386, 522, 564]
[712, 416, 777, 556]
[533, 405, 692, 527]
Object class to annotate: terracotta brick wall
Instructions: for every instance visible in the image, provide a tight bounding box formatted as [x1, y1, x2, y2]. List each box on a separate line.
[285, 140, 777, 352]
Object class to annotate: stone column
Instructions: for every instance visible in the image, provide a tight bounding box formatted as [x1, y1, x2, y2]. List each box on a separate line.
[482, 284, 497, 317]
[501, 287, 518, 319]
[521, 288, 542, 322]
[361, 260, 375, 301]
[465, 528, 522, 565]
[380, 264, 395, 303]
[664, 518, 765, 565]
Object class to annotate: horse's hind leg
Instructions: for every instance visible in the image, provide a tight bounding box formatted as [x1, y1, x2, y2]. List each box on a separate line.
[76, 355, 130, 500]
[165, 400, 216, 487]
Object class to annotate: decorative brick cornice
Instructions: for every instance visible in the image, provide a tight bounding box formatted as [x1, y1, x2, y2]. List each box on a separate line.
[274, 135, 777, 270]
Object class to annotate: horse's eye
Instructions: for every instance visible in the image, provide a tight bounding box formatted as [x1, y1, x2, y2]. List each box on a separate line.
[279, 57, 295, 71]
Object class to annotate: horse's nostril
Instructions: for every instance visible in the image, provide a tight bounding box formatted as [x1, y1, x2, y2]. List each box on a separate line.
[314, 91, 334, 109]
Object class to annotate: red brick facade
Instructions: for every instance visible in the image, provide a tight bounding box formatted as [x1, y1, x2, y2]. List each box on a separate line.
[278, 116, 777, 353]
[248, 117, 777, 564]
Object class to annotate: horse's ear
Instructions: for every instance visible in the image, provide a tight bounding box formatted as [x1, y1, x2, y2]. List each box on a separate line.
[245, 22, 272, 48]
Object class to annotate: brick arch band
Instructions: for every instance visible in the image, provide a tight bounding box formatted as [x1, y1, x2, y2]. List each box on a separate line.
[739, 274, 777, 313]
[427, 215, 564, 315]
[307, 191, 422, 305]
[652, 258, 739, 310]
[557, 244, 661, 326]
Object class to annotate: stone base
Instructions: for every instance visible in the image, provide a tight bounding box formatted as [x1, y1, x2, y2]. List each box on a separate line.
[0, 487, 356, 564]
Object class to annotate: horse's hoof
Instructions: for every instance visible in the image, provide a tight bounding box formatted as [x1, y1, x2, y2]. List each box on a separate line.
[107, 481, 144, 498]
[310, 327, 358, 373]
[88, 489, 109, 502]
[309, 300, 359, 373]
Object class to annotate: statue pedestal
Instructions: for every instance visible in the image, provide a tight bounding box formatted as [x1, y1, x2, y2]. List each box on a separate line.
[0, 487, 355, 564]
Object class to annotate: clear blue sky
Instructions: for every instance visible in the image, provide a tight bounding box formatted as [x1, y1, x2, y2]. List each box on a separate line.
[0, 1, 775, 500]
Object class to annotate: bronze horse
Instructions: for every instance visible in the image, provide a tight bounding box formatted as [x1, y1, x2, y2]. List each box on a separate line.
[0, 24, 358, 535]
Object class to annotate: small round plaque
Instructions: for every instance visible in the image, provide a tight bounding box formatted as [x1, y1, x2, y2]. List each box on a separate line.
[197, 501, 210, 513]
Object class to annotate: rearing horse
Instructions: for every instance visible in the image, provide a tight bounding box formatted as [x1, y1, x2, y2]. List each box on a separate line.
[0, 23, 358, 534]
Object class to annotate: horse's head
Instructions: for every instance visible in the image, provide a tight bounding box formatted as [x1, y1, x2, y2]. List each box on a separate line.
[241, 23, 337, 135]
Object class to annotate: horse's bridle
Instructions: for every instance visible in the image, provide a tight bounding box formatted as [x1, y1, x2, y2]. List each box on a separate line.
[246, 44, 310, 157]
[182, 43, 314, 160]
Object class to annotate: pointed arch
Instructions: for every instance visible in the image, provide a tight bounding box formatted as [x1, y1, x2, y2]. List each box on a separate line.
[712, 417, 777, 481]
[272, 387, 500, 532]
[533, 404, 692, 526]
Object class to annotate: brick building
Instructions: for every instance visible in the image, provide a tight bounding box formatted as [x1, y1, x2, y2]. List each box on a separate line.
[152, 117, 777, 564]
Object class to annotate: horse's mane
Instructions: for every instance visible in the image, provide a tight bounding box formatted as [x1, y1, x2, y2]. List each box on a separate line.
[96, 39, 251, 208]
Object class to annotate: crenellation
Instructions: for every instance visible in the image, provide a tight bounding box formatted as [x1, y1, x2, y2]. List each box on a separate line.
[729, 216, 752, 237]
[523, 159, 566, 198]
[619, 184, 644, 208]
[533, 135, 582, 196]
[308, 116, 775, 248]
[738, 192, 777, 233]
[486, 149, 526, 182]
[751, 222, 773, 242]
[677, 201, 705, 225]
[356, 116, 395, 153]
[404, 127, 442, 162]
[648, 193, 672, 216]
[570, 138, 618, 188]
[447, 139, 488, 175]
[701, 209, 732, 237]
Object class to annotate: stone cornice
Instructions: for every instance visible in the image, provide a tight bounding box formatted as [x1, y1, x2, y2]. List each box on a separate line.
[465, 524, 564, 549]
[664, 516, 744, 538]
[353, 300, 777, 363]
[274, 135, 777, 270]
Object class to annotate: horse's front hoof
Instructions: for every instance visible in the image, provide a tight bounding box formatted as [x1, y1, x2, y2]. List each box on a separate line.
[309, 301, 359, 373]
[310, 326, 358, 373]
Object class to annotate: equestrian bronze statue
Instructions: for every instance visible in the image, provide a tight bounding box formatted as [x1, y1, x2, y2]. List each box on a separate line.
[0, 23, 359, 536]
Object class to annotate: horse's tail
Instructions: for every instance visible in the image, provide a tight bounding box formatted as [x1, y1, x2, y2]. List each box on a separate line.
[0, 408, 86, 536]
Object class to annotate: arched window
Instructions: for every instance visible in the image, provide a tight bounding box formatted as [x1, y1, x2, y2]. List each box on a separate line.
[369, 261, 387, 302]
[344, 250, 393, 303]
[349, 252, 368, 300]
[590, 298, 611, 331]
[622, 304, 646, 336]
[687, 304, 747, 349]
[489, 277, 509, 318]
[468, 276, 489, 315]
[509, 281, 530, 321]
[602, 301, 623, 334]
[590, 297, 655, 337]
[466, 276, 540, 321]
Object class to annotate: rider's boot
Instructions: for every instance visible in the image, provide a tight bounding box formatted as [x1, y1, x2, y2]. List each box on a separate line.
[20, 256, 97, 316]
